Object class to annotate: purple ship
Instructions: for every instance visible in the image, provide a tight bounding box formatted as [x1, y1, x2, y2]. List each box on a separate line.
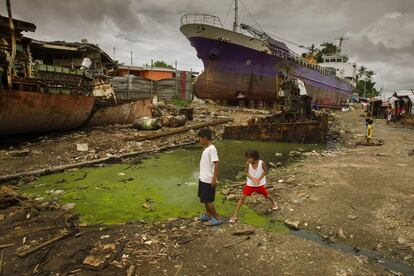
[180, 8, 355, 108]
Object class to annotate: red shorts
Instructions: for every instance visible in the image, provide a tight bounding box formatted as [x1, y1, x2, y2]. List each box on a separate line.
[242, 185, 269, 198]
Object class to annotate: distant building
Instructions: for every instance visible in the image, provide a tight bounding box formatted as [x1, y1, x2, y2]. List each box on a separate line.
[110, 66, 177, 81]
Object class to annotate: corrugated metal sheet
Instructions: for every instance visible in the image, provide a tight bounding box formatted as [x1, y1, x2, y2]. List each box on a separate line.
[111, 74, 193, 101]
[156, 78, 177, 99]
[111, 76, 152, 99]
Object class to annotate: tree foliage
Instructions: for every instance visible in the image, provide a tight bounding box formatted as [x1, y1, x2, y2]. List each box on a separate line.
[356, 66, 378, 98]
[153, 60, 174, 69]
[315, 42, 339, 63]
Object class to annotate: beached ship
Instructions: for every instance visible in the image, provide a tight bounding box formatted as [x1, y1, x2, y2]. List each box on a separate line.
[180, 1, 356, 108]
[0, 2, 151, 136]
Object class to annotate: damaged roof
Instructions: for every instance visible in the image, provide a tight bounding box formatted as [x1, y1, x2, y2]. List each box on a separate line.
[0, 15, 36, 33]
[30, 39, 116, 67]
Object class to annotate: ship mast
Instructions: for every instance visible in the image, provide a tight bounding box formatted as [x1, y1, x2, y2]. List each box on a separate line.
[233, 0, 239, 32]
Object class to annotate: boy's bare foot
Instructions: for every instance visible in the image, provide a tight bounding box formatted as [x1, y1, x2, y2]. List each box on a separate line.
[271, 203, 278, 211]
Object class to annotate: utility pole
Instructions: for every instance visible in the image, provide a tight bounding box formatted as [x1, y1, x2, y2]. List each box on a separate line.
[113, 47, 116, 60]
[150, 59, 153, 96]
[175, 60, 178, 98]
[127, 54, 130, 99]
[233, 0, 239, 32]
[130, 51, 133, 66]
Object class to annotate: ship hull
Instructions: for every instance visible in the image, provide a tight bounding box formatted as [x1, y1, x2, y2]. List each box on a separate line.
[181, 24, 352, 107]
[0, 91, 153, 135]
[0, 91, 95, 135]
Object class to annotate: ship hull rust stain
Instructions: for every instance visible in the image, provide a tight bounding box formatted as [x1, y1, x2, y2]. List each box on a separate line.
[86, 98, 152, 127]
[0, 91, 95, 135]
[222, 117, 328, 144]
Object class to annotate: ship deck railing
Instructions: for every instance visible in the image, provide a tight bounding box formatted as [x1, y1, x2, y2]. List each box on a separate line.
[181, 14, 223, 28]
[288, 52, 341, 79]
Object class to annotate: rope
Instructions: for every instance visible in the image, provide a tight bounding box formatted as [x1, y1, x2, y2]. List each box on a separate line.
[239, 0, 263, 31]
[238, 0, 305, 50]
[223, 0, 234, 28]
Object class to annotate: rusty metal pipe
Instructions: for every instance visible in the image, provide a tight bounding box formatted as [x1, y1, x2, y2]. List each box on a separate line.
[6, 0, 16, 88]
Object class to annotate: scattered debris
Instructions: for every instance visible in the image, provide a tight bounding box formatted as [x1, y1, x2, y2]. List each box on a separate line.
[8, 150, 31, 157]
[16, 230, 72, 257]
[224, 236, 251, 248]
[76, 143, 89, 152]
[127, 265, 136, 276]
[83, 243, 116, 268]
[284, 220, 300, 230]
[61, 203, 76, 210]
[0, 250, 4, 275]
[338, 228, 347, 239]
[0, 243, 14, 249]
[231, 229, 255, 236]
[133, 117, 161, 130]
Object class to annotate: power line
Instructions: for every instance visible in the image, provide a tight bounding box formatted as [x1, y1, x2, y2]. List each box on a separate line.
[239, 0, 263, 31]
[238, 0, 305, 50]
[223, 0, 234, 28]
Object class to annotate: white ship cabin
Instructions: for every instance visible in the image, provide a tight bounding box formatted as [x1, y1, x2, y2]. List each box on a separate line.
[319, 54, 357, 86]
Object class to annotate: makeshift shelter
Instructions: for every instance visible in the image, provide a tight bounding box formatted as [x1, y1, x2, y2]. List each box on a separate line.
[369, 96, 389, 118]
[390, 90, 414, 121]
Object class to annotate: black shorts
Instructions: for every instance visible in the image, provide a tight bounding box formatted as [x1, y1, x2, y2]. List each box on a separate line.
[198, 180, 215, 203]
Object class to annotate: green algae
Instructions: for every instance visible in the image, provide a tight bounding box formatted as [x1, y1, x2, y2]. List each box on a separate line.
[22, 140, 320, 232]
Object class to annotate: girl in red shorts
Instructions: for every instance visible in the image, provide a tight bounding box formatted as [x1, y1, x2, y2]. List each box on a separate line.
[229, 149, 278, 223]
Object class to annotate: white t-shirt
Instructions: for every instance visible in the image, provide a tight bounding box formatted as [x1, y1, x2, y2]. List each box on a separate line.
[199, 144, 219, 183]
[246, 160, 266, 187]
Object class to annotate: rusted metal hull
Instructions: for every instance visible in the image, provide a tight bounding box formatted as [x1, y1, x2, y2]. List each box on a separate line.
[194, 68, 350, 108]
[86, 99, 153, 127]
[222, 117, 328, 144]
[184, 34, 352, 108]
[0, 91, 95, 135]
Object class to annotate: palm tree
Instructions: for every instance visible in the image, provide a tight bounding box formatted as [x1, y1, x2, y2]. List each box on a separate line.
[301, 44, 319, 64]
[315, 42, 339, 63]
[357, 66, 367, 82]
[365, 70, 375, 81]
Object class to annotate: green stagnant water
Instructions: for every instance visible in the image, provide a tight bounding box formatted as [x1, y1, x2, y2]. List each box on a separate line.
[22, 140, 321, 232]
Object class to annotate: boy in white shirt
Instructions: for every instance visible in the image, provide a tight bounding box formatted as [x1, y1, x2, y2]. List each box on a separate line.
[197, 128, 223, 226]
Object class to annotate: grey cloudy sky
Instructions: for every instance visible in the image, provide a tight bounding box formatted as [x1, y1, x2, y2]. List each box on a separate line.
[4, 0, 414, 93]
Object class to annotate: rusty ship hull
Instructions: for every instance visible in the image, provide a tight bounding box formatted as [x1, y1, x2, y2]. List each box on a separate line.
[0, 91, 95, 135]
[0, 91, 153, 135]
[180, 20, 353, 108]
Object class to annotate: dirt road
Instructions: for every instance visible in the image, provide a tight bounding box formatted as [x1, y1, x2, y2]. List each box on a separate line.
[0, 104, 413, 275]
[263, 106, 414, 271]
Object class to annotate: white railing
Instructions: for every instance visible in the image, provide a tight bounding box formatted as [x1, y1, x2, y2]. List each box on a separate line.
[181, 14, 223, 28]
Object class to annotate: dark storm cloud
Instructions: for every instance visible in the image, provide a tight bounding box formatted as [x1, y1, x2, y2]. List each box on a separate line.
[11, 0, 141, 33]
[4, 0, 414, 91]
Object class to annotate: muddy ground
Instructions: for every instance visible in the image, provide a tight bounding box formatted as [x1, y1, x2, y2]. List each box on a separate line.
[0, 102, 413, 275]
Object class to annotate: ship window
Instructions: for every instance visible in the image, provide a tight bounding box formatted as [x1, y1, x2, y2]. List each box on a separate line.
[337, 59, 342, 62]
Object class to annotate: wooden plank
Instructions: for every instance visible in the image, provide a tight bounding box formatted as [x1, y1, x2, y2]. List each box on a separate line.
[16, 230, 72, 257]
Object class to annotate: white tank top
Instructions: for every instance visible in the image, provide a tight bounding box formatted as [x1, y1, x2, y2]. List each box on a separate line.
[246, 160, 266, 187]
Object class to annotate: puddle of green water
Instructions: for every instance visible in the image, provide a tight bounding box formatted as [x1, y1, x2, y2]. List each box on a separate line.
[22, 140, 321, 232]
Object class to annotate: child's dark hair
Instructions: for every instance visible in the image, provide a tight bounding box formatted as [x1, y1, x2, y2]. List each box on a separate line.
[198, 128, 213, 140]
[245, 149, 259, 160]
